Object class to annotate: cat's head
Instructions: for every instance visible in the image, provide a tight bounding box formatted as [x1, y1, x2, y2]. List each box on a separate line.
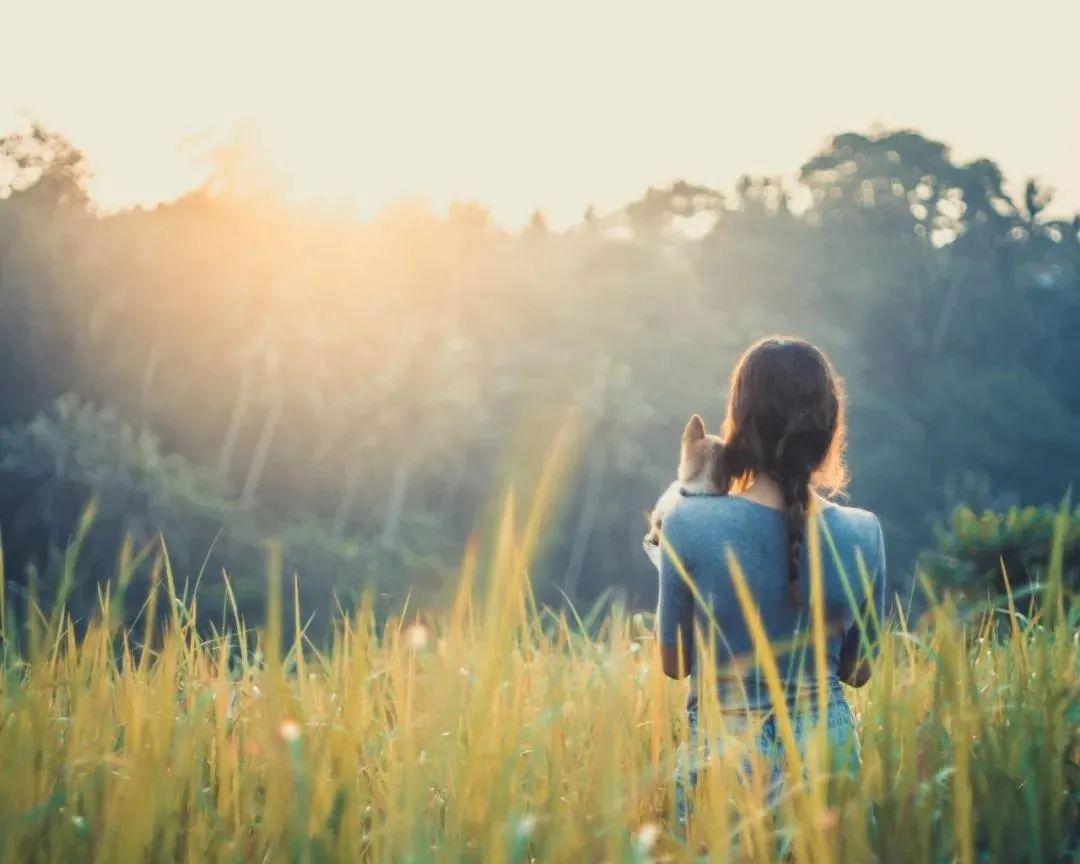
[677, 414, 728, 494]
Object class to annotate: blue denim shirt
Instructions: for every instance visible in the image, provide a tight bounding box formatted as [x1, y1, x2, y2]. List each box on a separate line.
[656, 493, 886, 719]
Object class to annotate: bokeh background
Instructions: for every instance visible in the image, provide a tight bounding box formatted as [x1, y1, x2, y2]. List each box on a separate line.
[1, 2, 1078, 630]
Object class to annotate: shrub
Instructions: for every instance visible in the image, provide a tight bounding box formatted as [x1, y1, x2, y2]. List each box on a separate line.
[0, 395, 454, 631]
[921, 502, 1080, 600]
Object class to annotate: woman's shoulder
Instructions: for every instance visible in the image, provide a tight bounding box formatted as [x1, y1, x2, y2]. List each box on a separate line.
[820, 499, 882, 533]
[820, 500, 885, 564]
[660, 495, 764, 564]
[664, 492, 782, 537]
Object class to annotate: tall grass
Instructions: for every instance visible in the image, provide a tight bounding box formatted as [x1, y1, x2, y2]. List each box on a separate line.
[0, 477, 1077, 861]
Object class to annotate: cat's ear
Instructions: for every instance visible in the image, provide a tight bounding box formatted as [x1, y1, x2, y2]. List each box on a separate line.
[682, 414, 706, 443]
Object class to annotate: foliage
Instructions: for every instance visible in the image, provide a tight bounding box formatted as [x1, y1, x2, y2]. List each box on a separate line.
[1, 125, 1079, 617]
[0, 395, 451, 628]
[922, 502, 1080, 599]
[0, 485, 1076, 862]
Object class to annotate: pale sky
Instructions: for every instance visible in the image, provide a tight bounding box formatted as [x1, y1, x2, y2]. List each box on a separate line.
[3, 0, 1078, 227]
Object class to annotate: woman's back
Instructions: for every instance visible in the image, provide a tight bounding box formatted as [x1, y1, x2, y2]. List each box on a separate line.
[658, 493, 885, 715]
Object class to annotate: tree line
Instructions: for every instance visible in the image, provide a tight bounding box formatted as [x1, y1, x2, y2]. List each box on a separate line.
[1, 124, 1077, 627]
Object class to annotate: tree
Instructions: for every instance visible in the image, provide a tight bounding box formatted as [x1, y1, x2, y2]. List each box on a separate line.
[0, 123, 1077, 620]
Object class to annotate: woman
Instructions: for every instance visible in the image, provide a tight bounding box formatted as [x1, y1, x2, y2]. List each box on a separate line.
[655, 336, 887, 821]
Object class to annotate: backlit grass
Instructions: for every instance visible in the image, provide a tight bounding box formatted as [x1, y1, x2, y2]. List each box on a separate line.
[0, 482, 1077, 862]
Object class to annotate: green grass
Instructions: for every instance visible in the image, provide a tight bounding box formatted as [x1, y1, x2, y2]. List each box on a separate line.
[0, 475, 1077, 862]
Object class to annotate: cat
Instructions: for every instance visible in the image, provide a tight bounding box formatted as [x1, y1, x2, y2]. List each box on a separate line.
[643, 414, 728, 570]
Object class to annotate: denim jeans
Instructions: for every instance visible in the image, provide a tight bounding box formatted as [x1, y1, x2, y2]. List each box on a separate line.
[674, 695, 859, 828]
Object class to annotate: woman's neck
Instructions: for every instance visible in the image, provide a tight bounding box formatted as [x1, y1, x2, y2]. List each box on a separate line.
[736, 474, 785, 510]
[736, 474, 828, 511]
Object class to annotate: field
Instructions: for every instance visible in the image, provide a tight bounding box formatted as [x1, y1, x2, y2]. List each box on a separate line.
[0, 479, 1078, 864]
[2, 5, 1080, 861]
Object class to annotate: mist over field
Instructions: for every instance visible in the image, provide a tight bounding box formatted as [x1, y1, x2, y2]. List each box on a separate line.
[1, 124, 1078, 627]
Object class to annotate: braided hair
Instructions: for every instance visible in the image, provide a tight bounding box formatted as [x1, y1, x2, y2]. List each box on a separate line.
[720, 337, 847, 605]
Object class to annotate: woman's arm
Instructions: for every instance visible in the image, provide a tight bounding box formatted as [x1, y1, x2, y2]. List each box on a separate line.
[838, 516, 887, 688]
[656, 515, 695, 679]
[837, 610, 872, 687]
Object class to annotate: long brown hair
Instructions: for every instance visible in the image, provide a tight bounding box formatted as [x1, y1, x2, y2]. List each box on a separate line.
[720, 336, 847, 603]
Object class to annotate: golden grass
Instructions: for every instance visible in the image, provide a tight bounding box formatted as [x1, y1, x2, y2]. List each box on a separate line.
[0, 473, 1077, 862]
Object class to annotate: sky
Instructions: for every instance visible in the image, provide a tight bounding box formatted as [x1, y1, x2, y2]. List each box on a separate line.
[2, 0, 1078, 228]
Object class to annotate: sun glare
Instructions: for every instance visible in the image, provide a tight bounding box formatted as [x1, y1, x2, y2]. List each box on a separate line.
[2, 1, 1077, 226]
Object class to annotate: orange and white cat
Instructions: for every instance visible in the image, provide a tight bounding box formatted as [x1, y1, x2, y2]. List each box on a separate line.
[643, 414, 728, 570]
